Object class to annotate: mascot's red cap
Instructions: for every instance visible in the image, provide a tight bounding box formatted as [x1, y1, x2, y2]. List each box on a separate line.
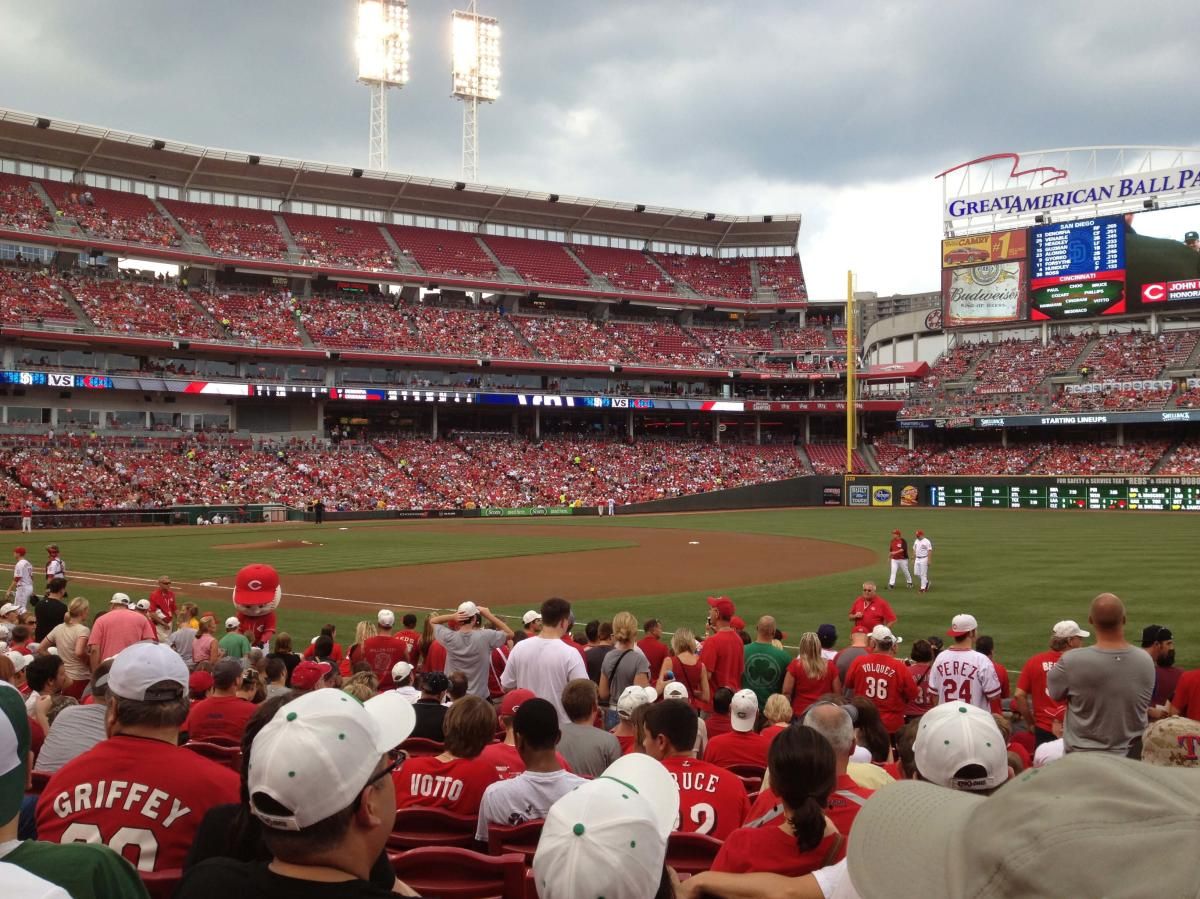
[234, 563, 281, 607]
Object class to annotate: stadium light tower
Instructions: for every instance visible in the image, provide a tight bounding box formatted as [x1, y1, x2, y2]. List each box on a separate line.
[356, 0, 410, 170]
[451, 2, 501, 183]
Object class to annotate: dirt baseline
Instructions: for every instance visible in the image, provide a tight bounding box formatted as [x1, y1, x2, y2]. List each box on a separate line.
[213, 540, 322, 551]
[241, 523, 876, 613]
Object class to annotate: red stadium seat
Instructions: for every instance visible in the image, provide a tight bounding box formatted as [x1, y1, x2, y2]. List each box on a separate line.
[486, 818, 544, 863]
[139, 868, 184, 899]
[727, 763, 765, 780]
[389, 847, 525, 899]
[400, 736, 445, 757]
[665, 832, 725, 876]
[183, 741, 242, 772]
[387, 807, 478, 850]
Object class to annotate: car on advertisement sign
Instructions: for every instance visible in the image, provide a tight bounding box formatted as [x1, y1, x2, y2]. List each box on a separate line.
[944, 247, 990, 265]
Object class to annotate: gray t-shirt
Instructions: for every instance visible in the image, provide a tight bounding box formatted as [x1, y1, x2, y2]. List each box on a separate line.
[837, 646, 868, 686]
[169, 627, 197, 669]
[1046, 644, 1155, 755]
[34, 703, 109, 773]
[600, 645, 651, 708]
[435, 624, 507, 698]
[557, 722, 622, 778]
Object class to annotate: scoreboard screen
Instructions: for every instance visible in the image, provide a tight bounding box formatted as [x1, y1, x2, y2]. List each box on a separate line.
[1029, 216, 1127, 320]
[928, 481, 1200, 511]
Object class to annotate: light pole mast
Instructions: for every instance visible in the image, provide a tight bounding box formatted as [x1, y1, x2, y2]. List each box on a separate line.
[451, 1, 501, 183]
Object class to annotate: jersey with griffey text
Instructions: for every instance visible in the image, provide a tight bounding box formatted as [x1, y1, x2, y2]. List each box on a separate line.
[661, 755, 749, 840]
[36, 734, 241, 872]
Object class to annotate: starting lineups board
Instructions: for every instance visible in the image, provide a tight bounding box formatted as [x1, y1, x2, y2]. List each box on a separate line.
[927, 482, 1200, 510]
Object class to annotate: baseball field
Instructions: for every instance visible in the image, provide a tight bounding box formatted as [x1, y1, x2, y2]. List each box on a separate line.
[15, 506, 1197, 672]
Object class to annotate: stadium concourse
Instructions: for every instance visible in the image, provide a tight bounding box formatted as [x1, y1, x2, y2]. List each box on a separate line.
[4, 570, 1199, 899]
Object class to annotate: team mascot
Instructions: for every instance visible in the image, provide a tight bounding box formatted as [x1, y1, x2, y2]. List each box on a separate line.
[233, 562, 280, 649]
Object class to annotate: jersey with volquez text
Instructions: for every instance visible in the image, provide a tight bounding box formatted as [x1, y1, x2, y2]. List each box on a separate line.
[927, 648, 1001, 711]
[661, 756, 749, 840]
[36, 734, 241, 872]
[844, 653, 918, 732]
[393, 754, 500, 816]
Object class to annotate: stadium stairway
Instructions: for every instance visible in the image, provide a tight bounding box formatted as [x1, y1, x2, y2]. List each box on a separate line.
[858, 442, 881, 474]
[151, 197, 205, 253]
[473, 237, 526, 284]
[273, 214, 303, 261]
[644, 253, 695, 297]
[186, 293, 234, 341]
[26, 181, 69, 234]
[1150, 438, 1184, 474]
[562, 244, 615, 292]
[795, 444, 815, 475]
[56, 284, 96, 330]
[1067, 336, 1102, 373]
[380, 228, 424, 274]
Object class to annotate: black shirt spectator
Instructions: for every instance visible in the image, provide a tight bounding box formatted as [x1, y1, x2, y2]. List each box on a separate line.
[35, 579, 69, 643]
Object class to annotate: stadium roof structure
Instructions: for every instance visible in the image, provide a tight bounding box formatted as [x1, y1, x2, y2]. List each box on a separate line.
[0, 108, 801, 251]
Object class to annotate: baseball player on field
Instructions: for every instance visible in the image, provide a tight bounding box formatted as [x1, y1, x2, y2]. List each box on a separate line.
[5, 547, 35, 613]
[887, 529, 912, 589]
[44, 543, 65, 589]
[913, 529, 934, 592]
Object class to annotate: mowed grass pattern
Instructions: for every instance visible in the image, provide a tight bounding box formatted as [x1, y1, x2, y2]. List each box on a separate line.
[14, 507, 1197, 675]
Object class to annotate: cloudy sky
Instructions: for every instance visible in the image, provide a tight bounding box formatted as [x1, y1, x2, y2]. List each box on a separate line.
[2, 0, 1198, 300]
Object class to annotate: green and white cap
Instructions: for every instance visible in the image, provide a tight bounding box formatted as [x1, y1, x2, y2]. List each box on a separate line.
[914, 701, 1007, 791]
[0, 682, 30, 823]
[533, 754, 679, 899]
[248, 688, 415, 831]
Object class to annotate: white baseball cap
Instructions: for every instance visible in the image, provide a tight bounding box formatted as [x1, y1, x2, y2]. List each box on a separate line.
[730, 688, 759, 733]
[616, 685, 657, 721]
[456, 601, 479, 621]
[947, 613, 979, 637]
[662, 681, 689, 701]
[110, 593, 131, 606]
[134, 599, 151, 612]
[1052, 620, 1090, 639]
[5, 651, 30, 676]
[377, 609, 395, 628]
[224, 616, 240, 630]
[522, 610, 542, 626]
[391, 660, 414, 683]
[0, 604, 17, 617]
[248, 689, 415, 831]
[107, 642, 189, 702]
[914, 701, 1008, 791]
[533, 754, 680, 899]
[870, 624, 902, 645]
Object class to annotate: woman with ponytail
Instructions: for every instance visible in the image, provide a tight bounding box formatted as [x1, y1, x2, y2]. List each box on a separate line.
[710, 725, 846, 875]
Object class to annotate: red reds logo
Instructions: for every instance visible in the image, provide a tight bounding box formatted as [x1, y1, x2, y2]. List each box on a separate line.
[1142, 283, 1167, 303]
[935, 152, 1068, 186]
[247, 579, 264, 591]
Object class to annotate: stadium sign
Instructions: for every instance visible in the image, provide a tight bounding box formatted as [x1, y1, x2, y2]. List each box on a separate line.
[899, 409, 1196, 429]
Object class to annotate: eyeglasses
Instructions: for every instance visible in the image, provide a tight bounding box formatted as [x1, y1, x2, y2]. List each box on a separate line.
[370, 748, 407, 785]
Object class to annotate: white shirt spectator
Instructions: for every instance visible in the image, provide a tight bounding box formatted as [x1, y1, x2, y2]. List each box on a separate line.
[1034, 739, 1065, 768]
[501, 636, 588, 724]
[474, 768, 586, 841]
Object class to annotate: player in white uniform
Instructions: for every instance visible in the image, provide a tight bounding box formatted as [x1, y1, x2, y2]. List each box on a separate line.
[44, 543, 65, 588]
[927, 613, 1001, 713]
[6, 547, 35, 613]
[913, 529, 933, 592]
[607, 497, 616, 516]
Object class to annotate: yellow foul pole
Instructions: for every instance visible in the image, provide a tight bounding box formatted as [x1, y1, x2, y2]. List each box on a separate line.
[845, 270, 856, 474]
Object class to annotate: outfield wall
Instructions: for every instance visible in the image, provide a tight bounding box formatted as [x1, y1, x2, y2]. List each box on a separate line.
[843, 474, 1200, 511]
[619, 477, 843, 514]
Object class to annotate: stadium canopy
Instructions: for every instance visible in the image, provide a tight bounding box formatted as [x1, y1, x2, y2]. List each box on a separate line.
[0, 108, 801, 251]
[858, 361, 929, 382]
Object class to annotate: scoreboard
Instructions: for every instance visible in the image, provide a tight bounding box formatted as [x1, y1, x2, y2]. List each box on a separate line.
[927, 482, 1200, 511]
[1029, 216, 1127, 320]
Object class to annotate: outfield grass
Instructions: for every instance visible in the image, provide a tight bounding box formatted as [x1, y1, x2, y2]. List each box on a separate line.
[15, 507, 1196, 675]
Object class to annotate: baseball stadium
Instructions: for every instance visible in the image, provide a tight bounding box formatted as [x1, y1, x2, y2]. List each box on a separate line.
[1, 4, 1197, 898]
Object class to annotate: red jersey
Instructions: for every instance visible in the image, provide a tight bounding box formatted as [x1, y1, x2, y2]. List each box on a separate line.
[183, 695, 257, 745]
[1016, 650, 1065, 732]
[37, 734, 240, 872]
[477, 741, 571, 780]
[993, 660, 1011, 699]
[637, 635, 670, 681]
[394, 755, 499, 816]
[616, 734, 636, 755]
[302, 639, 342, 662]
[1172, 669, 1200, 717]
[236, 611, 276, 648]
[848, 596, 896, 630]
[700, 629, 745, 693]
[396, 629, 421, 663]
[706, 713, 732, 740]
[843, 653, 918, 732]
[889, 537, 908, 560]
[488, 644, 510, 699]
[661, 756, 749, 840]
[361, 634, 410, 689]
[703, 730, 771, 770]
[745, 773, 873, 835]
[562, 635, 588, 660]
[713, 827, 845, 876]
[147, 588, 176, 622]
[785, 658, 839, 718]
[423, 640, 447, 673]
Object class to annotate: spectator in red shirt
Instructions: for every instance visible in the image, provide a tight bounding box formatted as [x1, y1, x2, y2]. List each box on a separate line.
[843, 625, 918, 736]
[700, 596, 744, 692]
[976, 635, 1010, 699]
[637, 618, 670, 681]
[783, 632, 841, 719]
[903, 639, 937, 723]
[301, 623, 343, 664]
[1014, 621, 1086, 744]
[704, 689, 771, 770]
[395, 614, 421, 664]
[848, 582, 897, 631]
[393, 695, 500, 815]
[183, 659, 257, 744]
[706, 687, 735, 739]
[360, 609, 411, 691]
[1169, 668, 1200, 719]
[147, 576, 176, 628]
[1141, 625, 1181, 709]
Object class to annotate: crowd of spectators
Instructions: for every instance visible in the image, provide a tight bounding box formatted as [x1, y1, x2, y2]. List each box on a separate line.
[510, 314, 626, 363]
[44, 184, 178, 247]
[198, 290, 307, 347]
[570, 245, 677, 293]
[163, 200, 290, 260]
[755, 256, 808, 299]
[874, 439, 1173, 476]
[653, 253, 754, 298]
[1048, 384, 1175, 412]
[0, 266, 77, 326]
[0, 174, 53, 233]
[1158, 438, 1200, 475]
[283, 214, 396, 271]
[971, 335, 1090, 395]
[1079, 330, 1199, 381]
[1025, 439, 1171, 475]
[805, 444, 867, 476]
[71, 278, 226, 340]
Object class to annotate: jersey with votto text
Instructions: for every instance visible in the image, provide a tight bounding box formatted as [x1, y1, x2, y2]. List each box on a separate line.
[844, 653, 918, 732]
[36, 734, 241, 872]
[889, 537, 908, 560]
[393, 754, 500, 816]
[927, 648, 1001, 711]
[661, 755, 749, 840]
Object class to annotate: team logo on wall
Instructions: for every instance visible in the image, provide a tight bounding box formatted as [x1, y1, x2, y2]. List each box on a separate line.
[848, 485, 871, 506]
[925, 309, 943, 331]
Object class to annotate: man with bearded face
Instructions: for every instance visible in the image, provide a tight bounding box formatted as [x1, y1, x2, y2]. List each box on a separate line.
[1142, 625, 1181, 709]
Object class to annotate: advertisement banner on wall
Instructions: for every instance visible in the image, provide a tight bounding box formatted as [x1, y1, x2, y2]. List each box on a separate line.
[822, 486, 843, 506]
[871, 486, 895, 507]
[942, 261, 1027, 327]
[848, 485, 871, 507]
[941, 229, 1028, 268]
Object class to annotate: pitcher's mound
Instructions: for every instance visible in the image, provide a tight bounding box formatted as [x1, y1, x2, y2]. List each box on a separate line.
[213, 540, 322, 551]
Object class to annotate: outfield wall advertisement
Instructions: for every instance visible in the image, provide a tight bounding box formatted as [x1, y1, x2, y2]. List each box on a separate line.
[846, 474, 1200, 511]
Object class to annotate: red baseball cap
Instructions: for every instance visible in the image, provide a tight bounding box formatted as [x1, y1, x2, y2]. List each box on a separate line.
[189, 671, 214, 693]
[892, 529, 901, 536]
[852, 624, 870, 634]
[730, 616, 746, 631]
[500, 688, 537, 718]
[12, 547, 25, 556]
[234, 563, 281, 605]
[291, 660, 333, 691]
[916, 530, 925, 537]
[707, 596, 736, 619]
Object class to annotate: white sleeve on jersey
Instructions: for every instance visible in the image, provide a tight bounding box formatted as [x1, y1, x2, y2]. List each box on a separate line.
[980, 656, 1001, 699]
